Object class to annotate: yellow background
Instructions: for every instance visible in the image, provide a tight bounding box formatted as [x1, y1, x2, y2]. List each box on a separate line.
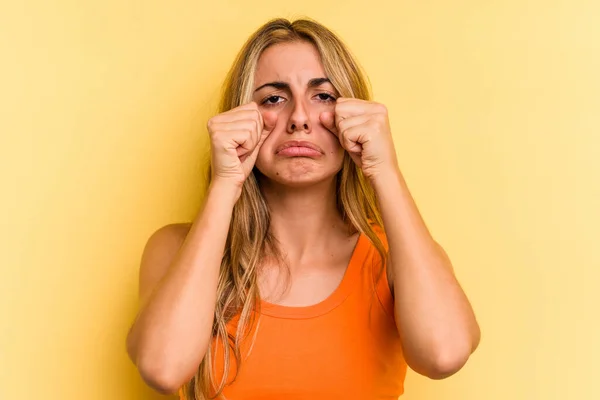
[1, 1, 598, 399]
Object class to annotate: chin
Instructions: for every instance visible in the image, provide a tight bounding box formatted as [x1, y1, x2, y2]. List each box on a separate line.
[255, 158, 341, 188]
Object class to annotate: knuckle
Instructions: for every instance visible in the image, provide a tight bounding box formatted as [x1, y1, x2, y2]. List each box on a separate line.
[254, 110, 262, 127]
[246, 121, 256, 135]
[376, 103, 388, 114]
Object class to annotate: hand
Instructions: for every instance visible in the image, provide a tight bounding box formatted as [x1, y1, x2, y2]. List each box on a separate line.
[208, 102, 277, 187]
[320, 98, 398, 180]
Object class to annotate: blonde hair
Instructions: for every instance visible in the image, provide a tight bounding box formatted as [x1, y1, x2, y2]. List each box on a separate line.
[184, 17, 387, 399]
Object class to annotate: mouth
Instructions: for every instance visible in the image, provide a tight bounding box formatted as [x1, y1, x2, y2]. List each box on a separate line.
[275, 140, 324, 158]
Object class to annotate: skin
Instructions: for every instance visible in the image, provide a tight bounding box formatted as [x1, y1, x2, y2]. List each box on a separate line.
[125, 40, 480, 395]
[251, 42, 357, 305]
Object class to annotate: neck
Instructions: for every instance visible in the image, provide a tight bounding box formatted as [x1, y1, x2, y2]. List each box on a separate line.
[259, 176, 348, 259]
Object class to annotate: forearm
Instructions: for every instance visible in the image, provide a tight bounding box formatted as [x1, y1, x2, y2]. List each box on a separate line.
[372, 168, 480, 378]
[127, 181, 240, 391]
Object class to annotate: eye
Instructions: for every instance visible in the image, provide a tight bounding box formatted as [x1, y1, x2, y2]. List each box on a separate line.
[262, 95, 285, 106]
[315, 93, 337, 102]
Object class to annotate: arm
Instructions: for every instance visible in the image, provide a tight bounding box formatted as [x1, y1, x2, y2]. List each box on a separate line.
[322, 97, 480, 379]
[126, 101, 274, 394]
[372, 167, 480, 379]
[126, 181, 240, 394]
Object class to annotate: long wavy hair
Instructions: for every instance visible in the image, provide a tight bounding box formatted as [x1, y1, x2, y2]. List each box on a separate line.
[183, 17, 387, 399]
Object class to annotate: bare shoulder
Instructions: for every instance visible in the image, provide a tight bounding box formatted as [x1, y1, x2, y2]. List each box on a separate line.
[138, 222, 193, 304]
[149, 222, 192, 243]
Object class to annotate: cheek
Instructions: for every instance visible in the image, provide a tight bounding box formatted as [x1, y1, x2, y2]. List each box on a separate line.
[254, 104, 343, 172]
[322, 134, 344, 157]
[254, 134, 276, 172]
[257, 132, 277, 157]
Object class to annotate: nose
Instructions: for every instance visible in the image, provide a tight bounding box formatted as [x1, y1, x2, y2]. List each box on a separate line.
[287, 99, 311, 134]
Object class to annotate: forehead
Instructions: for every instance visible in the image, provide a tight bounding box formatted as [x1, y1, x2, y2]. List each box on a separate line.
[254, 41, 327, 87]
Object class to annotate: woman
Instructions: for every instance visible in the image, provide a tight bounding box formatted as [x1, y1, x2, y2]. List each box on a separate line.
[126, 18, 480, 400]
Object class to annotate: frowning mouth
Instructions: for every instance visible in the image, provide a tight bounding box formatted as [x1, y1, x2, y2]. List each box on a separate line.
[275, 140, 324, 158]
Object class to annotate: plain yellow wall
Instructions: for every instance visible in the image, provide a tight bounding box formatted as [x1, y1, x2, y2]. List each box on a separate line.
[1, 1, 599, 399]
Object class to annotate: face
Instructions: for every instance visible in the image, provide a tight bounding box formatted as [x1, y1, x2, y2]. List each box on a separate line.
[253, 41, 344, 187]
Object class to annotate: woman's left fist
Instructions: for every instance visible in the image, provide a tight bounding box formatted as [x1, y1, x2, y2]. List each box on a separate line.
[320, 98, 398, 180]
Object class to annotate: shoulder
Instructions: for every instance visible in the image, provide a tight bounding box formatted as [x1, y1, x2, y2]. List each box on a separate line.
[367, 222, 388, 251]
[370, 222, 385, 237]
[360, 222, 389, 275]
[137, 222, 192, 303]
[142, 222, 193, 269]
[363, 223, 395, 315]
[146, 222, 192, 246]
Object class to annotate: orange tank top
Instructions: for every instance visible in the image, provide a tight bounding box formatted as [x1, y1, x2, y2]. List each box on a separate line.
[181, 228, 407, 399]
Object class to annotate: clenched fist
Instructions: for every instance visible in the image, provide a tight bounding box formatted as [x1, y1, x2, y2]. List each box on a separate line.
[208, 102, 277, 187]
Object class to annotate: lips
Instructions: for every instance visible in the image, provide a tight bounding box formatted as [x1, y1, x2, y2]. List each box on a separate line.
[275, 140, 324, 157]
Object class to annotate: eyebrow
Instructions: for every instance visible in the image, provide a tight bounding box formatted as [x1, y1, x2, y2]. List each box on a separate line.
[253, 77, 332, 92]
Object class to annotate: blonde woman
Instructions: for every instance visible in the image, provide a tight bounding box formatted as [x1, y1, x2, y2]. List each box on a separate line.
[126, 18, 480, 400]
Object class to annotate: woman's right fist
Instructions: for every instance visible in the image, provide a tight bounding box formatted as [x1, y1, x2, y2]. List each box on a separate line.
[207, 102, 277, 187]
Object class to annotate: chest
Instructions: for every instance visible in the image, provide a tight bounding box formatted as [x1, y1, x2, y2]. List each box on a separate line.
[257, 260, 347, 307]
[211, 294, 406, 400]
[257, 237, 358, 307]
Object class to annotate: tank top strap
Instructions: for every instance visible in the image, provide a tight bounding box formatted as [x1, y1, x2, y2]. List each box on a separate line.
[367, 224, 395, 318]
